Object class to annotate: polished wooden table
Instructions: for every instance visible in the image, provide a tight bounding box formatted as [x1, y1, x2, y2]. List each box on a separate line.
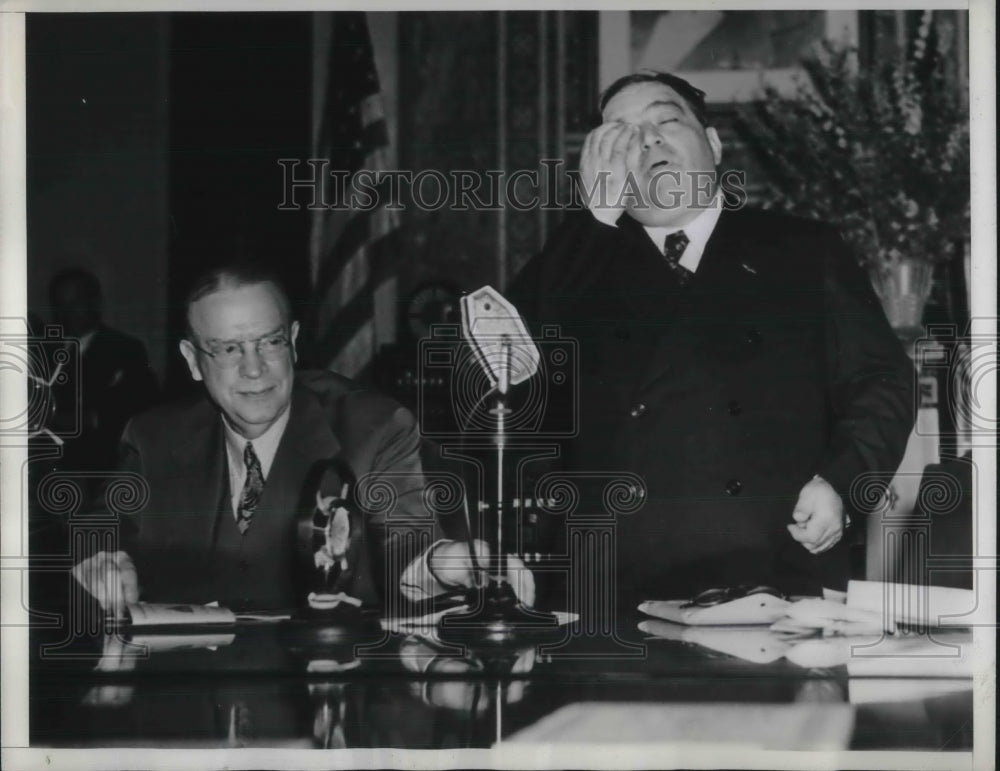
[29, 607, 974, 755]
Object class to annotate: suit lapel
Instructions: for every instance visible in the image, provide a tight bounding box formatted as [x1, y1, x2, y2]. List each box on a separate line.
[258, 384, 342, 521]
[169, 400, 228, 553]
[631, 209, 758, 399]
[164, 385, 342, 552]
[614, 215, 676, 322]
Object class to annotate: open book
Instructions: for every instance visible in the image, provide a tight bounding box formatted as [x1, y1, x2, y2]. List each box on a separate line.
[125, 602, 291, 627]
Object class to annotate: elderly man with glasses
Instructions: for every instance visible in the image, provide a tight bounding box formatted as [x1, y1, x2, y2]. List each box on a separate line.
[72, 264, 493, 616]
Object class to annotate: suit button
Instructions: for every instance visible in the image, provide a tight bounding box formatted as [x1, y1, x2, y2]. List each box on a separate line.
[615, 328, 630, 341]
[629, 403, 647, 418]
[746, 328, 762, 346]
[727, 400, 742, 416]
[240, 560, 249, 571]
[725, 479, 743, 496]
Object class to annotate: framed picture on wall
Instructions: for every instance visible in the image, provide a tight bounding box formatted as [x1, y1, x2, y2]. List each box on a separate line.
[598, 10, 858, 100]
[589, 10, 860, 207]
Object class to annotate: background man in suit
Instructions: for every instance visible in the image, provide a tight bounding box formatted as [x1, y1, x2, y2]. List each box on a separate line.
[510, 72, 916, 603]
[48, 267, 159, 480]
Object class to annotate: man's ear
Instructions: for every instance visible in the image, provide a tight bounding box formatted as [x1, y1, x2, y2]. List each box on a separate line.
[178, 339, 204, 382]
[290, 321, 300, 364]
[706, 127, 723, 166]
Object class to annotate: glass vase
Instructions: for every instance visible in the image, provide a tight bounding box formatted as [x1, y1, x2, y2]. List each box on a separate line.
[869, 258, 935, 331]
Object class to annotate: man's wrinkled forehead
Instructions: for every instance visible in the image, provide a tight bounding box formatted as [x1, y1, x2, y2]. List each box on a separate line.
[602, 82, 693, 123]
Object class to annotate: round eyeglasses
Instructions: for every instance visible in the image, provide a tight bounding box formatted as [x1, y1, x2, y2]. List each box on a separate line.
[680, 584, 788, 609]
[191, 330, 291, 368]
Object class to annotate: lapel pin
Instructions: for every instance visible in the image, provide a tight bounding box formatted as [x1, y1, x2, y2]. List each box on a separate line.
[740, 262, 758, 275]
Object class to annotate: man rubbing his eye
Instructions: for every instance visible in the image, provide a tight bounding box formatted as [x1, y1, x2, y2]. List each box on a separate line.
[509, 71, 916, 605]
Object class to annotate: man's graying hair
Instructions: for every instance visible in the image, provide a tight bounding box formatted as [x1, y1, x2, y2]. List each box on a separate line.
[184, 264, 293, 339]
[599, 71, 710, 129]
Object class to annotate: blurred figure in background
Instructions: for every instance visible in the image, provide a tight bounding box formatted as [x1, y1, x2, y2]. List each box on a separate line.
[48, 267, 159, 478]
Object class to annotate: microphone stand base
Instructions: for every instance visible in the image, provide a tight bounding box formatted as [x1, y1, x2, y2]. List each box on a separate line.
[437, 580, 561, 647]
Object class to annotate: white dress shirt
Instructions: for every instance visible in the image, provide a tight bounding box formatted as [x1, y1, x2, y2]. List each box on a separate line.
[642, 192, 724, 273]
[218, 401, 443, 604]
[222, 407, 291, 518]
[78, 329, 97, 356]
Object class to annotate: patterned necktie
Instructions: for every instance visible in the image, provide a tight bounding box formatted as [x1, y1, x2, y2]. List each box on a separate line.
[663, 231, 693, 286]
[237, 441, 264, 535]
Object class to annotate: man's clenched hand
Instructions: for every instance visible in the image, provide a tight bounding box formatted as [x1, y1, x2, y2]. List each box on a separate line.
[787, 476, 848, 554]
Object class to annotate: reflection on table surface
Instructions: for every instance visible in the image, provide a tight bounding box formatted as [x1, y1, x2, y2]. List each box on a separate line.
[29, 614, 974, 751]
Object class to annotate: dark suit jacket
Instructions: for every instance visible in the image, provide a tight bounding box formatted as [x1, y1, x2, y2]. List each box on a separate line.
[107, 370, 437, 610]
[510, 208, 916, 600]
[51, 324, 158, 475]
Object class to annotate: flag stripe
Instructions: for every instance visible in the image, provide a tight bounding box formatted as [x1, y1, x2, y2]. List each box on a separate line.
[313, 230, 396, 356]
[332, 320, 376, 379]
[314, 174, 397, 295]
[316, 244, 370, 334]
[316, 205, 399, 333]
[310, 11, 399, 377]
[315, 279, 378, 360]
[319, 119, 388, 159]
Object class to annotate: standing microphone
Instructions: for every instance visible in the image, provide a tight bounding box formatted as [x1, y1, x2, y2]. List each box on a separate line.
[460, 288, 538, 573]
[437, 286, 558, 645]
[459, 286, 539, 391]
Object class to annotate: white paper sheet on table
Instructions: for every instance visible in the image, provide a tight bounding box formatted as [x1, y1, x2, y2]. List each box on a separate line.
[779, 597, 888, 635]
[846, 580, 981, 627]
[638, 593, 792, 625]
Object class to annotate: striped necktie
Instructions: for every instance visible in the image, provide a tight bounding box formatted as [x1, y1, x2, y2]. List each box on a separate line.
[663, 231, 693, 286]
[236, 441, 264, 535]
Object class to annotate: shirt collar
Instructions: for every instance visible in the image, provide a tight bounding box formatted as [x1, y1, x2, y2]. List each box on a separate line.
[222, 402, 292, 480]
[78, 329, 97, 355]
[642, 192, 724, 273]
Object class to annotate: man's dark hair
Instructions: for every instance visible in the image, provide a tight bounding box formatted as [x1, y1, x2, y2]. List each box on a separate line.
[184, 263, 293, 338]
[599, 71, 710, 128]
[49, 267, 102, 307]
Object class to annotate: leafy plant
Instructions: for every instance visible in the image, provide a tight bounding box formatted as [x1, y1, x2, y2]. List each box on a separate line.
[738, 11, 970, 284]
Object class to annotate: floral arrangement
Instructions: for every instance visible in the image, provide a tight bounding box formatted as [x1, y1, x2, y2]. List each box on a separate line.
[738, 11, 970, 320]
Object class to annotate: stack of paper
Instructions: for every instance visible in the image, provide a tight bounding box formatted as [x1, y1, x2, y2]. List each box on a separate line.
[846, 580, 982, 628]
[638, 581, 977, 677]
[638, 594, 791, 626]
[770, 581, 978, 637]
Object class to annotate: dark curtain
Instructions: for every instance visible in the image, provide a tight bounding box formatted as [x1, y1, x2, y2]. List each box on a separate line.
[166, 13, 312, 397]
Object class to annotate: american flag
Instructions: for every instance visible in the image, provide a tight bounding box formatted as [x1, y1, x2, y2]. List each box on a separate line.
[309, 12, 398, 379]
